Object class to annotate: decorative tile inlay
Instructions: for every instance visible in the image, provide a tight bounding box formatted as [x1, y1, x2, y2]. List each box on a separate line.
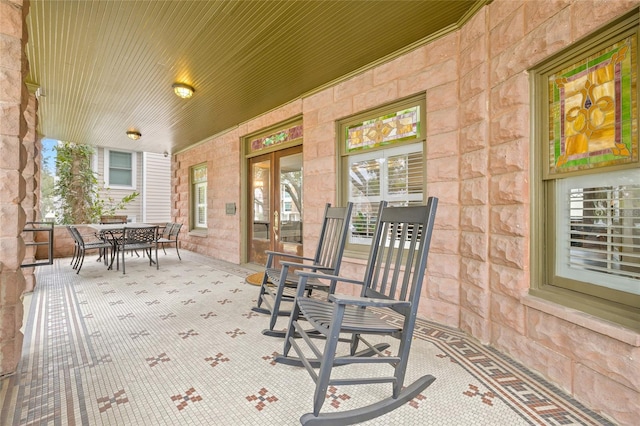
[109, 300, 124, 306]
[246, 388, 278, 411]
[408, 392, 426, 409]
[326, 386, 350, 409]
[135, 290, 148, 295]
[145, 300, 160, 305]
[226, 328, 245, 338]
[160, 313, 176, 320]
[97, 389, 129, 413]
[242, 311, 259, 319]
[262, 352, 278, 366]
[181, 299, 196, 305]
[205, 352, 230, 367]
[130, 330, 150, 339]
[171, 387, 202, 411]
[201, 311, 217, 319]
[218, 299, 231, 305]
[179, 329, 199, 339]
[146, 352, 171, 367]
[464, 384, 495, 406]
[117, 313, 135, 320]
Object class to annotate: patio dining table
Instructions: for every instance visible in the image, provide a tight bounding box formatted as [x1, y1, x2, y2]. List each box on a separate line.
[87, 223, 159, 273]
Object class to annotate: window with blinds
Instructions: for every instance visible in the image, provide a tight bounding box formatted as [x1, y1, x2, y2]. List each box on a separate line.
[106, 150, 135, 188]
[555, 169, 640, 296]
[348, 143, 423, 244]
[191, 164, 207, 229]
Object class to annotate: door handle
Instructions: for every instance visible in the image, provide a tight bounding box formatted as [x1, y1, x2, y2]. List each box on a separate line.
[273, 211, 279, 240]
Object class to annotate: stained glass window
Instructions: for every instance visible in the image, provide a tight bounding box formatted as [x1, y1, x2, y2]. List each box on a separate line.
[346, 106, 420, 152]
[250, 124, 303, 153]
[548, 35, 638, 176]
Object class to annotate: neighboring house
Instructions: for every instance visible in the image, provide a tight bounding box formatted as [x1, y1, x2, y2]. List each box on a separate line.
[94, 147, 171, 223]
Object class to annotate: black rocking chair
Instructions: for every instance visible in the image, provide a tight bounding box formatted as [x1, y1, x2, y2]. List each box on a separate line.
[275, 198, 439, 425]
[253, 203, 353, 336]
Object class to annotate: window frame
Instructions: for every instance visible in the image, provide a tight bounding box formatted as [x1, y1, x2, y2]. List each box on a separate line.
[530, 11, 640, 331]
[338, 95, 426, 257]
[104, 149, 136, 189]
[191, 163, 208, 231]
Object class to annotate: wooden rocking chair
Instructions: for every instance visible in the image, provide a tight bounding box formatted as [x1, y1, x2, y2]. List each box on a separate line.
[253, 203, 353, 336]
[275, 198, 438, 425]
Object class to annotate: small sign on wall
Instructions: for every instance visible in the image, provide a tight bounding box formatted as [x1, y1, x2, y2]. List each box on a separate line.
[225, 203, 236, 215]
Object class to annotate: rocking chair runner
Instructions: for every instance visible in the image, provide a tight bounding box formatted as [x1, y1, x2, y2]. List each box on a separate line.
[253, 203, 353, 336]
[275, 198, 439, 425]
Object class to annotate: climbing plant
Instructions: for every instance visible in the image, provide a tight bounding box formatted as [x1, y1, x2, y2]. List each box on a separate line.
[53, 142, 138, 224]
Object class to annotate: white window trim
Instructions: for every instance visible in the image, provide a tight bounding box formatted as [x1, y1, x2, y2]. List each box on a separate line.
[104, 149, 137, 189]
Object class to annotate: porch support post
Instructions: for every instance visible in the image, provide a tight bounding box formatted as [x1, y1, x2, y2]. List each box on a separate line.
[0, 0, 30, 377]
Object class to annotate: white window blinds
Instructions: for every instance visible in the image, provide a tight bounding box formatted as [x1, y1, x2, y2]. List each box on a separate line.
[348, 143, 423, 244]
[556, 169, 640, 295]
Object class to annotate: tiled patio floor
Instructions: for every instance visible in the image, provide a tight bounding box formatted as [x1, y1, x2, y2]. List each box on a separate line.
[1, 251, 615, 425]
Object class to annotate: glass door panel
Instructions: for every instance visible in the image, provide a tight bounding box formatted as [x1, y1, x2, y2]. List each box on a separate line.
[247, 146, 302, 266]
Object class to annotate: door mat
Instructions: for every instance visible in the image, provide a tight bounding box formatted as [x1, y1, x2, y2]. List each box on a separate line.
[245, 272, 266, 286]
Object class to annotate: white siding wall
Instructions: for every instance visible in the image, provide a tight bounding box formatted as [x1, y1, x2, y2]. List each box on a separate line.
[142, 152, 171, 223]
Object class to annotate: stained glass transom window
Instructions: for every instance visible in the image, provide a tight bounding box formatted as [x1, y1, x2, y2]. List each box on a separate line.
[548, 35, 638, 176]
[250, 124, 303, 152]
[346, 106, 420, 152]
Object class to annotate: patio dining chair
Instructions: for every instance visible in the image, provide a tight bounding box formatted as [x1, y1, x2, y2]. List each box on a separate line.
[67, 226, 114, 274]
[253, 203, 353, 337]
[275, 198, 439, 425]
[157, 222, 183, 260]
[108, 225, 159, 274]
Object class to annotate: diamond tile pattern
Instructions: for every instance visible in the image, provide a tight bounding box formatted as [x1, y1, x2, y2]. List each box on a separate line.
[0, 251, 613, 425]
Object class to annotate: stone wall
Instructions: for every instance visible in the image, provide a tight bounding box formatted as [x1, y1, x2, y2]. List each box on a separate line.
[174, 1, 640, 423]
[0, 0, 29, 377]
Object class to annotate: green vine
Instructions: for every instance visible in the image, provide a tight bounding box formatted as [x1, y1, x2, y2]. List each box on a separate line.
[53, 142, 139, 224]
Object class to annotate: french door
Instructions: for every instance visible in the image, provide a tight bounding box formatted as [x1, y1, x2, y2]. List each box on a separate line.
[247, 145, 303, 266]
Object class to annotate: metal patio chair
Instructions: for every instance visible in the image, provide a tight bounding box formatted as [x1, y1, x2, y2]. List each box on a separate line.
[108, 225, 159, 274]
[275, 198, 439, 425]
[157, 222, 183, 260]
[253, 203, 353, 336]
[67, 226, 113, 274]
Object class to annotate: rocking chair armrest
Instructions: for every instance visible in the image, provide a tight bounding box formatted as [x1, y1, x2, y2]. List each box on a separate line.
[328, 294, 411, 308]
[279, 261, 333, 272]
[295, 270, 364, 286]
[264, 251, 315, 263]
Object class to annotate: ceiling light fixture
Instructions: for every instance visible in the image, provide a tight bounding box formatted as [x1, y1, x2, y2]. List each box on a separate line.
[172, 82, 195, 99]
[126, 130, 142, 140]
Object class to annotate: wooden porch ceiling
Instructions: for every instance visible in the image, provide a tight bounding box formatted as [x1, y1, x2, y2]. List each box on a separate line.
[25, 0, 487, 155]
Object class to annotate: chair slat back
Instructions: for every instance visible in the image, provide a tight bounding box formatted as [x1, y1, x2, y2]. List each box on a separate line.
[124, 226, 158, 244]
[161, 223, 175, 238]
[169, 222, 182, 237]
[362, 198, 438, 315]
[68, 226, 82, 245]
[313, 203, 353, 270]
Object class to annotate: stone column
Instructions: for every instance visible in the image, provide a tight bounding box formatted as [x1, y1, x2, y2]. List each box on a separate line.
[22, 89, 39, 292]
[0, 0, 29, 377]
